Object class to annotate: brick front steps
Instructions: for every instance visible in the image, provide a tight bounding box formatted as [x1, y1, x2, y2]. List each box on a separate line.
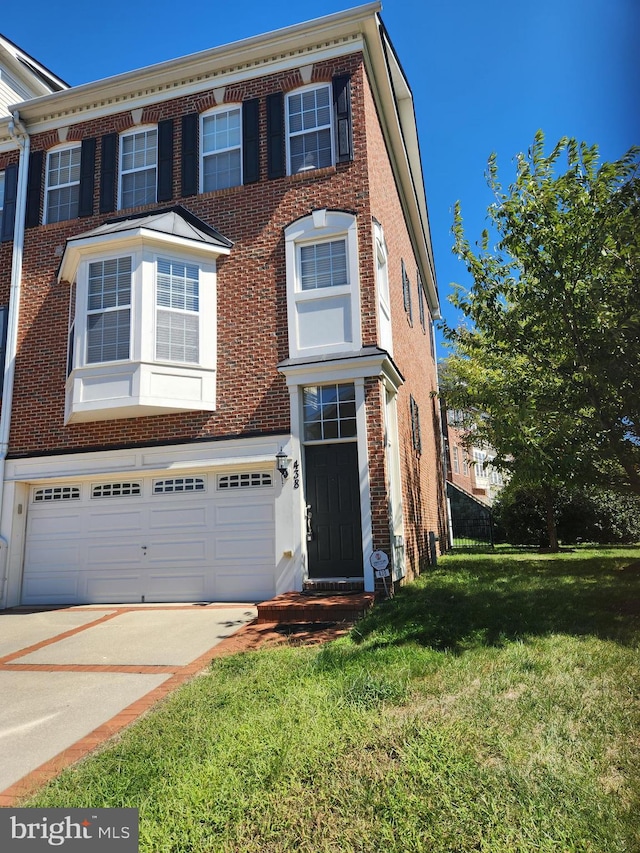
[256, 591, 375, 625]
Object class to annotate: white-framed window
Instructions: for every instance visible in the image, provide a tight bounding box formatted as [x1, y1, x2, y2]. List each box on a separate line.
[64, 239, 220, 423]
[33, 486, 81, 502]
[91, 482, 142, 498]
[303, 383, 357, 442]
[201, 106, 242, 192]
[86, 257, 131, 363]
[153, 477, 206, 494]
[463, 457, 470, 477]
[473, 449, 487, 478]
[156, 258, 199, 363]
[217, 472, 273, 489]
[453, 445, 460, 474]
[299, 239, 347, 291]
[284, 210, 361, 359]
[286, 84, 333, 174]
[45, 145, 81, 224]
[119, 127, 157, 209]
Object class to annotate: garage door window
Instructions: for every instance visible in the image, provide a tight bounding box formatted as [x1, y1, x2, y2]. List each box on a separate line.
[33, 486, 81, 502]
[91, 482, 142, 498]
[153, 477, 206, 494]
[217, 472, 272, 489]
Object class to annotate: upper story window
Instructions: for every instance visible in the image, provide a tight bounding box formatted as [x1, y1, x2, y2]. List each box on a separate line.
[401, 259, 413, 326]
[156, 258, 199, 363]
[201, 106, 242, 191]
[284, 210, 361, 359]
[286, 84, 333, 174]
[58, 207, 231, 423]
[86, 257, 131, 363]
[300, 240, 347, 290]
[119, 127, 157, 209]
[45, 145, 81, 224]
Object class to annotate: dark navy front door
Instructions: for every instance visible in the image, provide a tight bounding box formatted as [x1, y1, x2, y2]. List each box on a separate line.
[305, 443, 363, 578]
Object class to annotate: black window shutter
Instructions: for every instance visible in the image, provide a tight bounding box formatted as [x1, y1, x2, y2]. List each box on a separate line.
[0, 305, 8, 396]
[78, 138, 96, 218]
[0, 163, 19, 242]
[266, 92, 285, 179]
[181, 113, 198, 197]
[332, 74, 353, 163]
[99, 133, 117, 214]
[157, 118, 174, 202]
[25, 150, 43, 228]
[242, 99, 260, 184]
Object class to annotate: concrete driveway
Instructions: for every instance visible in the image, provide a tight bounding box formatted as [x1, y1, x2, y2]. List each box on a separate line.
[0, 603, 257, 803]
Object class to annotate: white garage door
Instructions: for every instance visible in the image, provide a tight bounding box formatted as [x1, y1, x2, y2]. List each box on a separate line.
[21, 471, 276, 605]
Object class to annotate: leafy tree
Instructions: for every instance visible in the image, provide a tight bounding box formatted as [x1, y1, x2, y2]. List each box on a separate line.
[441, 133, 640, 549]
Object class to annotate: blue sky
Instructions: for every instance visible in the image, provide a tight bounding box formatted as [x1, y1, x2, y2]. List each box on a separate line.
[4, 0, 638, 352]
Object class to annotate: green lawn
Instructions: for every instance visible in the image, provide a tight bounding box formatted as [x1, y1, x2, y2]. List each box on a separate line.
[26, 546, 640, 853]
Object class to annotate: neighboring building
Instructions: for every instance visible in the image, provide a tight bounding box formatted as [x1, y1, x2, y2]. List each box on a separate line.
[0, 3, 447, 608]
[443, 408, 504, 504]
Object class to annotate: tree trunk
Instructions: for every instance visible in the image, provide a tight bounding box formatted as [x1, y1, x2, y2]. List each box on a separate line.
[543, 489, 560, 552]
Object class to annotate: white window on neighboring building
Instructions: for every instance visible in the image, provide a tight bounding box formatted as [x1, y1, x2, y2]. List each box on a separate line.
[473, 449, 487, 479]
[286, 84, 333, 174]
[200, 106, 242, 191]
[463, 457, 470, 477]
[119, 127, 157, 209]
[86, 257, 131, 363]
[453, 445, 460, 474]
[45, 145, 81, 224]
[156, 258, 199, 363]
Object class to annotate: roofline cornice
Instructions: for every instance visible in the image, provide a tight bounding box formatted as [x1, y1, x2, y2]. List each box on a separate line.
[9, 4, 381, 128]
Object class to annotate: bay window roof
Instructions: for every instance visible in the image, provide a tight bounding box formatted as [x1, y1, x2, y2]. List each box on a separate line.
[58, 205, 232, 284]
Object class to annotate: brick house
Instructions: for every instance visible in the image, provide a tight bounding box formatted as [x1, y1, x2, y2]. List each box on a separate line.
[0, 3, 447, 608]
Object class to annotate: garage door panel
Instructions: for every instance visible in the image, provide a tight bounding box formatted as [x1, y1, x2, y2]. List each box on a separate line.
[146, 573, 207, 600]
[27, 512, 83, 537]
[215, 534, 275, 561]
[146, 539, 207, 563]
[87, 542, 144, 567]
[215, 502, 274, 526]
[22, 573, 79, 602]
[85, 574, 142, 603]
[215, 571, 273, 602]
[24, 543, 80, 568]
[88, 510, 144, 533]
[148, 506, 208, 530]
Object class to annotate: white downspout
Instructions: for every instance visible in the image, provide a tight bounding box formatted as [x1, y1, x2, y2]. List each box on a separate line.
[0, 110, 29, 608]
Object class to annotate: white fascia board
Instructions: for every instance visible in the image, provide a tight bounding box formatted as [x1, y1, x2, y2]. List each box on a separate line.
[11, 4, 380, 132]
[58, 227, 230, 283]
[361, 16, 441, 319]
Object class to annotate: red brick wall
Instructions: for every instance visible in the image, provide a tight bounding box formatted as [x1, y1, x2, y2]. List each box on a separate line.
[361, 67, 447, 576]
[9, 54, 371, 455]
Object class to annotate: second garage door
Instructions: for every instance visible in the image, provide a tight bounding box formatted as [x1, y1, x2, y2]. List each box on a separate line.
[21, 471, 276, 605]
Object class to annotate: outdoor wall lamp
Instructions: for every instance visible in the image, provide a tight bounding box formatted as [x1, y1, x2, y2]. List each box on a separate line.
[276, 448, 292, 483]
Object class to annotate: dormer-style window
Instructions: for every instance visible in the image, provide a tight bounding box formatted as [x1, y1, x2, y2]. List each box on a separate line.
[286, 84, 333, 174]
[119, 127, 157, 209]
[200, 106, 242, 191]
[45, 145, 81, 223]
[58, 207, 231, 423]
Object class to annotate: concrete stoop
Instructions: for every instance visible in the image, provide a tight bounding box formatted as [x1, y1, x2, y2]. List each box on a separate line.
[256, 591, 375, 625]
